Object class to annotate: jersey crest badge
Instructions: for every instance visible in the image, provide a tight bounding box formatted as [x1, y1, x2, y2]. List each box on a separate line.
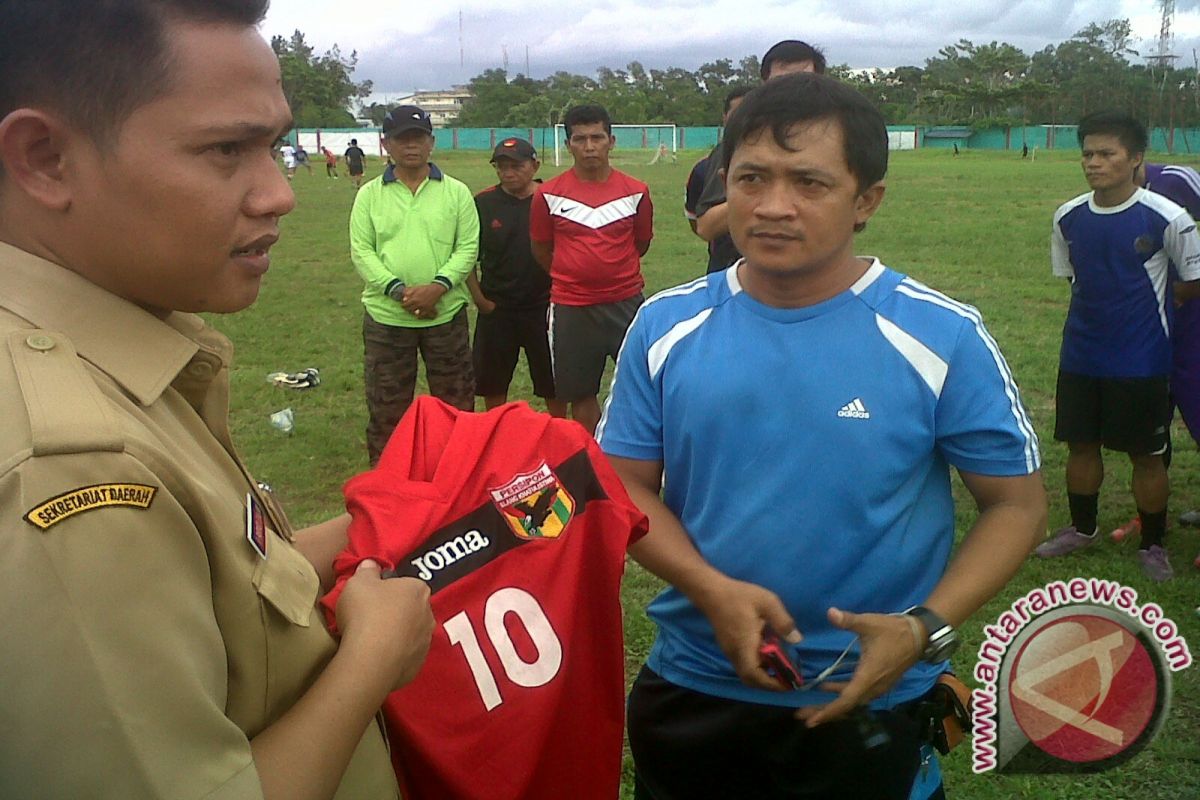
[1134, 234, 1157, 255]
[489, 463, 575, 540]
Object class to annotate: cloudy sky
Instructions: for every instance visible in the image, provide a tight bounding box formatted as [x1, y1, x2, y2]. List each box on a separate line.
[261, 0, 1200, 103]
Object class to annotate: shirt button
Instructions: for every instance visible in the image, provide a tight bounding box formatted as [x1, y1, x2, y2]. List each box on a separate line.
[26, 334, 55, 351]
[187, 360, 215, 379]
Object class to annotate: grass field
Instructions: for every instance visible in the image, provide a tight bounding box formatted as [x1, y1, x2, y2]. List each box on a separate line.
[214, 146, 1200, 798]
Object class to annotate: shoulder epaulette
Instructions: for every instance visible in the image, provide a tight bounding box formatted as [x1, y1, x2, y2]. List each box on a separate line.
[7, 329, 123, 456]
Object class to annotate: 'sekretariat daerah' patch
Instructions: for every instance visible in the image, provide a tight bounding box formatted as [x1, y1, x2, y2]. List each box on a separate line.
[24, 483, 158, 530]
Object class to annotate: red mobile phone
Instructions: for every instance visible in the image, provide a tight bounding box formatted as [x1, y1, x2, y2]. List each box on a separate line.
[758, 629, 803, 689]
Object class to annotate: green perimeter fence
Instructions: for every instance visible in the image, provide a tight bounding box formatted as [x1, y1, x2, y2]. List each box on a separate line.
[291, 125, 1200, 155]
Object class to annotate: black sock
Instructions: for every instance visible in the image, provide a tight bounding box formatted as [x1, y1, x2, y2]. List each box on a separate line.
[1139, 509, 1166, 549]
[1068, 493, 1099, 536]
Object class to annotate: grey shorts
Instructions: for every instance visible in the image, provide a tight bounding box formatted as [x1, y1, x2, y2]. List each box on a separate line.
[549, 294, 643, 402]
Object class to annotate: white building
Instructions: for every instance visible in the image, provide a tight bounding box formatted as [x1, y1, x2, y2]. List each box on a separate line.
[390, 86, 473, 127]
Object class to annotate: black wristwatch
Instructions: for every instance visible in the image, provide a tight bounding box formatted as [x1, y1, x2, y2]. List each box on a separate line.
[904, 606, 959, 663]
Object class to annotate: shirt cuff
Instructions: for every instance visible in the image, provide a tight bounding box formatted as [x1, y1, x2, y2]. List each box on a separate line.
[432, 276, 454, 291]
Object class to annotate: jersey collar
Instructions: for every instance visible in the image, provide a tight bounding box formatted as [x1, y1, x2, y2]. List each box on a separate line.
[383, 162, 444, 185]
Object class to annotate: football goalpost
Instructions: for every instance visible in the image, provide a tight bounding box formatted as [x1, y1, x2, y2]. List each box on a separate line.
[553, 124, 677, 166]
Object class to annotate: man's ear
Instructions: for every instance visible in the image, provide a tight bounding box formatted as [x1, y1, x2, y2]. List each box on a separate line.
[0, 109, 76, 212]
[854, 181, 886, 229]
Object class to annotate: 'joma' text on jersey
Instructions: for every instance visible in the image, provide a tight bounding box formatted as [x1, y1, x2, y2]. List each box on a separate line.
[411, 530, 491, 580]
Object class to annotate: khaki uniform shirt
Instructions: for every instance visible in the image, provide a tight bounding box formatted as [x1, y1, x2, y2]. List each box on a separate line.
[0, 243, 398, 799]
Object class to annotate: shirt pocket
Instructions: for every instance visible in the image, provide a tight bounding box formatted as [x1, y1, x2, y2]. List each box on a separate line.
[252, 535, 319, 627]
[430, 211, 459, 250]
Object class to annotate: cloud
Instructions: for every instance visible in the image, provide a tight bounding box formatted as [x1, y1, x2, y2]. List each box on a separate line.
[261, 0, 1200, 94]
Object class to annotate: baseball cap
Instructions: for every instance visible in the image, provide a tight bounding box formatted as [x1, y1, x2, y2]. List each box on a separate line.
[382, 105, 433, 136]
[490, 137, 537, 162]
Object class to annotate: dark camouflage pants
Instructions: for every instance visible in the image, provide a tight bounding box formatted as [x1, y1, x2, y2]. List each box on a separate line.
[363, 307, 475, 465]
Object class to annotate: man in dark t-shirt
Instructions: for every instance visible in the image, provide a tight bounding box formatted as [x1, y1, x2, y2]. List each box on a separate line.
[468, 138, 565, 417]
[344, 138, 367, 188]
[687, 86, 750, 274]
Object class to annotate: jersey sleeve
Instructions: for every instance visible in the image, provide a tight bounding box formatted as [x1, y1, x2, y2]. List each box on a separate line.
[934, 315, 1041, 477]
[1050, 212, 1073, 279]
[595, 309, 663, 462]
[635, 185, 654, 243]
[349, 185, 395, 292]
[529, 187, 553, 244]
[0, 451, 264, 799]
[1164, 210, 1200, 282]
[583, 435, 650, 547]
[1154, 167, 1200, 218]
[694, 148, 726, 218]
[437, 181, 481, 286]
[684, 161, 706, 220]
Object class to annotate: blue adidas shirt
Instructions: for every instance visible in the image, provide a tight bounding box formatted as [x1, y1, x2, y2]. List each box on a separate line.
[1051, 187, 1200, 377]
[597, 260, 1040, 709]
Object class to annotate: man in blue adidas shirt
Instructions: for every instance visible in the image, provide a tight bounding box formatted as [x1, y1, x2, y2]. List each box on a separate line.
[598, 74, 1046, 799]
[1036, 112, 1200, 581]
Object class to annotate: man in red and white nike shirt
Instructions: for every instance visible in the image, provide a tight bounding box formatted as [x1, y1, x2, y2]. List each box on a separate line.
[321, 396, 648, 800]
[531, 103, 654, 435]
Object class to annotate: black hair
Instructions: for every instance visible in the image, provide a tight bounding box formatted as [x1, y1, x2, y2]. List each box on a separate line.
[760, 40, 827, 79]
[1076, 111, 1148, 155]
[0, 0, 270, 146]
[724, 85, 754, 115]
[563, 104, 612, 138]
[722, 72, 887, 195]
[350, 138, 358, 145]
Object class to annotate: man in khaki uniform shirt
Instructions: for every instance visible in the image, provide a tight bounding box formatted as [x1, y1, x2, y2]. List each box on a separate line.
[0, 2, 433, 798]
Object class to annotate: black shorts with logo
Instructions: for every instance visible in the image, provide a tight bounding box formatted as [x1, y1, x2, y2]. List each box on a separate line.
[1054, 370, 1171, 455]
[549, 294, 643, 402]
[473, 304, 555, 398]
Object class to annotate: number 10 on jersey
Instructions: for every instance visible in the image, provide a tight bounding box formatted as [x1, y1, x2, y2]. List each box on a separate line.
[443, 587, 564, 711]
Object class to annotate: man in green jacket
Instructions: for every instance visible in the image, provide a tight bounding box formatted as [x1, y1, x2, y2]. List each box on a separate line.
[350, 105, 480, 464]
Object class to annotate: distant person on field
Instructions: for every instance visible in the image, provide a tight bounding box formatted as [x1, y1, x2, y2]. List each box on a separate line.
[1037, 111, 1200, 581]
[530, 103, 654, 435]
[294, 143, 313, 174]
[685, 85, 751, 274]
[344, 137, 367, 188]
[1022, 142, 1029, 159]
[324, 146, 339, 177]
[279, 140, 296, 179]
[694, 40, 826, 265]
[350, 105, 479, 465]
[468, 138, 566, 417]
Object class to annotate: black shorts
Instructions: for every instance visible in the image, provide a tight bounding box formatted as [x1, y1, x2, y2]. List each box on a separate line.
[472, 305, 555, 398]
[1054, 370, 1171, 455]
[548, 294, 642, 402]
[628, 668, 934, 800]
[348, 163, 364, 176]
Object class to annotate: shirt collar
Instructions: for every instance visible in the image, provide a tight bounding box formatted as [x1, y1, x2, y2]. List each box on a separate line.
[382, 162, 444, 184]
[0, 241, 228, 407]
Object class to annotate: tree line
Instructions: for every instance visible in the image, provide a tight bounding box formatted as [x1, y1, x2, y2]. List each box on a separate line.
[455, 19, 1200, 131]
[275, 19, 1200, 132]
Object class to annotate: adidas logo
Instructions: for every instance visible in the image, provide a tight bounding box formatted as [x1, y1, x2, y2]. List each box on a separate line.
[837, 398, 871, 420]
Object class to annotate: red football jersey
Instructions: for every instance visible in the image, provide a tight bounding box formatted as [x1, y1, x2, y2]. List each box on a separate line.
[529, 168, 653, 306]
[322, 397, 647, 800]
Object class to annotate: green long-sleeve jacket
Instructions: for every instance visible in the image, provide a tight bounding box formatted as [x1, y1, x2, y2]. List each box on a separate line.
[350, 162, 480, 326]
